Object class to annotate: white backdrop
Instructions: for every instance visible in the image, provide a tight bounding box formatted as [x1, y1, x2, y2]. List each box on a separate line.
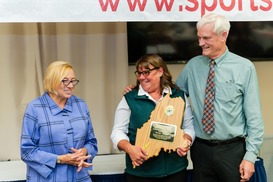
[1, 0, 273, 22]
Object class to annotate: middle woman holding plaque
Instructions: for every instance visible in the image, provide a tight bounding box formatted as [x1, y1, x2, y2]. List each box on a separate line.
[111, 54, 195, 182]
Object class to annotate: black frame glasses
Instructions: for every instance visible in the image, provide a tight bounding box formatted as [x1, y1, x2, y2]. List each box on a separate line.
[61, 79, 79, 86]
[134, 67, 159, 77]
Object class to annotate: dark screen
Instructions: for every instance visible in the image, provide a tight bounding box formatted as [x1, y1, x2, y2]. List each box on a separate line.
[127, 22, 273, 64]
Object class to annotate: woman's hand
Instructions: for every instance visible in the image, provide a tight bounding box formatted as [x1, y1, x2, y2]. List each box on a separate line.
[127, 145, 148, 167]
[177, 139, 191, 157]
[117, 140, 147, 167]
[59, 148, 92, 172]
[71, 148, 92, 172]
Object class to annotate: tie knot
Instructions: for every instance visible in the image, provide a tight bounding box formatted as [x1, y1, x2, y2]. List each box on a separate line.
[210, 59, 215, 65]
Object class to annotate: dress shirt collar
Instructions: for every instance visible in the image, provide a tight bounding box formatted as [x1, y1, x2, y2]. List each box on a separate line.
[213, 46, 230, 68]
[44, 92, 73, 115]
[137, 85, 172, 104]
[138, 85, 172, 96]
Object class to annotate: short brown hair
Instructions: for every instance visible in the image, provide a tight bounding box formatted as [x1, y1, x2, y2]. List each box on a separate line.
[135, 54, 178, 93]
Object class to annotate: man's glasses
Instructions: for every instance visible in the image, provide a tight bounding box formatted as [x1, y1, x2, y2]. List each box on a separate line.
[134, 67, 159, 77]
[61, 79, 79, 86]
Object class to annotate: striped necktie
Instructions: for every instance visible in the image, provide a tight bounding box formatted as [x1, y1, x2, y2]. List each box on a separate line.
[202, 60, 215, 134]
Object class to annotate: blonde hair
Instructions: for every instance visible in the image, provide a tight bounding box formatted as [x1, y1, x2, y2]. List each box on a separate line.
[44, 61, 73, 95]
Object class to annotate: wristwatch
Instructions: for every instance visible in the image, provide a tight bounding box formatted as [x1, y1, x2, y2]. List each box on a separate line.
[56, 156, 61, 164]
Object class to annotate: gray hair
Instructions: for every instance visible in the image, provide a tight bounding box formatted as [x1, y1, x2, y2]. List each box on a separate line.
[197, 13, 231, 36]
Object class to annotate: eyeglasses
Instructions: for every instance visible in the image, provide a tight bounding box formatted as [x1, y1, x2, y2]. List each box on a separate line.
[61, 79, 79, 86]
[134, 67, 159, 77]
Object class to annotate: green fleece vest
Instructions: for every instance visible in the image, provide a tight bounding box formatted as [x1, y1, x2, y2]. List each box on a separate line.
[124, 88, 188, 177]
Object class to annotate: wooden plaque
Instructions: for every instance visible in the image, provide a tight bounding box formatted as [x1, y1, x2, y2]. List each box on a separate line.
[135, 93, 188, 161]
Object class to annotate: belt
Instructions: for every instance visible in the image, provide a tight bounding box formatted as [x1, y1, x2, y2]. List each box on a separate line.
[195, 137, 245, 146]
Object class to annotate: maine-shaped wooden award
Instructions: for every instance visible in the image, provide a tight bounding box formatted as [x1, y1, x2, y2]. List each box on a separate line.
[135, 92, 188, 161]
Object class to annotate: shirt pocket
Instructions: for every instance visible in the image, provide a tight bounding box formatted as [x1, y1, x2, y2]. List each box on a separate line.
[215, 81, 237, 102]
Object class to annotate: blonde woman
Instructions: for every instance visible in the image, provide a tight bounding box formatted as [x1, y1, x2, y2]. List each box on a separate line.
[21, 61, 98, 182]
